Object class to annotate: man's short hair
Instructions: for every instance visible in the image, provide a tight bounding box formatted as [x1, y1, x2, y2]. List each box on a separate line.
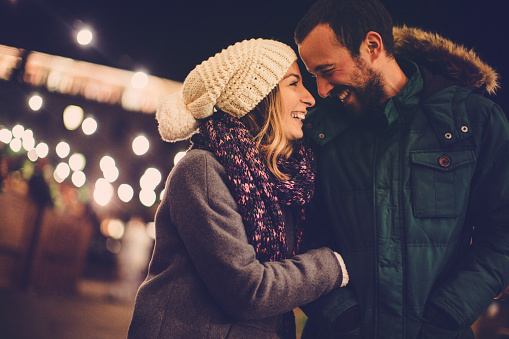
[295, 0, 394, 58]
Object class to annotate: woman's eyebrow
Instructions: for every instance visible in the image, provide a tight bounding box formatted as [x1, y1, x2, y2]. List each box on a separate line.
[282, 73, 300, 80]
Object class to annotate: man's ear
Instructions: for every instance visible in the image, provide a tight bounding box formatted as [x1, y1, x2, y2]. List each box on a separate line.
[363, 31, 384, 61]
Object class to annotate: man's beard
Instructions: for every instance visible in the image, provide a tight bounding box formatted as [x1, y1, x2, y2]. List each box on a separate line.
[332, 57, 387, 118]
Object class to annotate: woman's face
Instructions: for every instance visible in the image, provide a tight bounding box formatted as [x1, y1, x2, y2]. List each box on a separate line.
[279, 61, 316, 140]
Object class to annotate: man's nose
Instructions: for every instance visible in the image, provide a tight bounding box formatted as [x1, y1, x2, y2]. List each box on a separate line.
[316, 77, 333, 98]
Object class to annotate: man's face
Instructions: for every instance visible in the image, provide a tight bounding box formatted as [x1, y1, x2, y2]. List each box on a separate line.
[298, 24, 387, 117]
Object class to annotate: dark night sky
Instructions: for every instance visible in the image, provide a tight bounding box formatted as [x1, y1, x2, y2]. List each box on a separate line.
[0, 0, 507, 103]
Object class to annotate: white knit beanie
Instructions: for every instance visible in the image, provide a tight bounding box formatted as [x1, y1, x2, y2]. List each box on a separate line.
[156, 39, 297, 142]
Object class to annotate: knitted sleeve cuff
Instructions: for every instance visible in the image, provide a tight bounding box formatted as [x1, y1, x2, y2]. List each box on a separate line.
[333, 251, 349, 287]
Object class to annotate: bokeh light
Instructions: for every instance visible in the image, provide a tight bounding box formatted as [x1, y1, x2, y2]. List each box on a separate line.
[82, 117, 97, 135]
[56, 141, 70, 158]
[69, 153, 86, 171]
[28, 95, 43, 111]
[118, 184, 134, 203]
[174, 151, 186, 166]
[132, 135, 149, 155]
[139, 189, 156, 207]
[9, 138, 22, 152]
[100, 218, 125, 239]
[35, 142, 49, 158]
[22, 135, 35, 151]
[63, 105, 84, 130]
[103, 166, 119, 183]
[0, 128, 12, 143]
[99, 155, 115, 172]
[94, 178, 114, 206]
[54, 162, 71, 183]
[140, 167, 161, 190]
[71, 171, 86, 187]
[77, 28, 93, 45]
[12, 125, 24, 138]
[27, 148, 38, 162]
[131, 71, 149, 89]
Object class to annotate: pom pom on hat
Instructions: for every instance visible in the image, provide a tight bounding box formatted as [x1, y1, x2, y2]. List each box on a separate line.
[156, 92, 199, 142]
[156, 38, 297, 142]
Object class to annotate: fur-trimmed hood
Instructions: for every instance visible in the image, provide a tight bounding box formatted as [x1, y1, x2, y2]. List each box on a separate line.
[393, 26, 499, 95]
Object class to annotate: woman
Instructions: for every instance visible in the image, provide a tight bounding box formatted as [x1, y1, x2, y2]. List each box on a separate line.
[128, 39, 348, 338]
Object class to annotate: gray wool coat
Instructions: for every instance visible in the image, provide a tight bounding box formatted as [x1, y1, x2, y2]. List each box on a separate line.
[128, 149, 343, 338]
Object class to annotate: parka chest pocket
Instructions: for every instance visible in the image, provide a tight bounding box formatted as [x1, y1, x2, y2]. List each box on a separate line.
[410, 149, 476, 218]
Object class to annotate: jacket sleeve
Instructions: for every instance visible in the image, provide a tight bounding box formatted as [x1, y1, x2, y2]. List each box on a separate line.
[167, 150, 343, 320]
[426, 101, 509, 329]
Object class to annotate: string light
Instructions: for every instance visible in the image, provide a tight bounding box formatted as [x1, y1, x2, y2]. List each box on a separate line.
[132, 135, 149, 155]
[28, 95, 43, 111]
[82, 117, 97, 135]
[63, 105, 84, 130]
[69, 153, 86, 171]
[118, 184, 134, 203]
[174, 151, 186, 165]
[11, 124, 24, 138]
[56, 141, 70, 158]
[71, 171, 86, 187]
[94, 178, 114, 206]
[9, 138, 22, 152]
[131, 71, 149, 89]
[35, 142, 49, 158]
[76, 28, 93, 46]
[0, 128, 12, 143]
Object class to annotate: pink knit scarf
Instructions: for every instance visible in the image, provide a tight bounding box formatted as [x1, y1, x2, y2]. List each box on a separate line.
[191, 111, 316, 262]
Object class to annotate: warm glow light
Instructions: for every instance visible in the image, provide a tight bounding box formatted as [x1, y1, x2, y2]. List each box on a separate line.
[132, 135, 149, 155]
[54, 162, 71, 182]
[82, 117, 97, 135]
[35, 142, 49, 158]
[11, 125, 24, 138]
[28, 95, 43, 111]
[27, 149, 38, 162]
[174, 151, 186, 166]
[22, 137, 35, 151]
[63, 105, 84, 130]
[69, 153, 86, 171]
[72, 171, 86, 187]
[22, 129, 33, 140]
[100, 218, 130, 240]
[118, 184, 134, 202]
[131, 71, 149, 89]
[103, 166, 119, 183]
[0, 128, 12, 143]
[100, 155, 115, 172]
[77, 29, 93, 45]
[108, 219, 125, 239]
[21, 129, 35, 151]
[139, 189, 156, 207]
[94, 178, 114, 206]
[56, 141, 70, 158]
[100, 155, 119, 182]
[140, 167, 162, 190]
[9, 138, 22, 152]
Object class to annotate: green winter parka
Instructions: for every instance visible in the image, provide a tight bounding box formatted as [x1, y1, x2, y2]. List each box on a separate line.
[301, 26, 509, 338]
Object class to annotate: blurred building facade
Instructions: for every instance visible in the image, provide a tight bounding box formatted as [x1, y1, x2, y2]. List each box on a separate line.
[0, 44, 181, 295]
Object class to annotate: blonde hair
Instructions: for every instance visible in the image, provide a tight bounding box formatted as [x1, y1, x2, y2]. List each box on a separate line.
[240, 85, 294, 180]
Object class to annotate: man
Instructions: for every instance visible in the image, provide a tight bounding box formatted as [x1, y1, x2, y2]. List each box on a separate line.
[295, 0, 509, 338]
